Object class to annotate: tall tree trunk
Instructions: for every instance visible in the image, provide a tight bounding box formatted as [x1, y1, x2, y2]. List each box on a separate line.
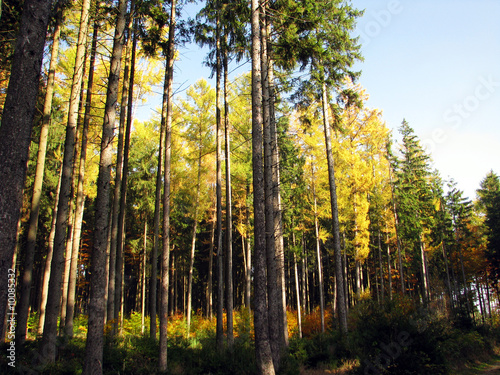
[268, 57, 288, 351]
[485, 272, 492, 320]
[251, 0, 275, 373]
[38, 163, 63, 336]
[142, 219, 147, 335]
[0, 0, 53, 341]
[115, 18, 137, 335]
[65, 20, 98, 338]
[214, 9, 225, 351]
[60, 136, 80, 333]
[457, 235, 471, 316]
[388, 164, 405, 294]
[320, 81, 347, 334]
[159, 0, 176, 371]
[41, 0, 91, 362]
[475, 276, 485, 324]
[16, 5, 64, 344]
[420, 239, 430, 303]
[245, 182, 252, 314]
[187, 144, 202, 335]
[150, 45, 167, 340]
[301, 237, 307, 314]
[377, 230, 385, 303]
[311, 168, 325, 332]
[293, 249, 302, 338]
[261, 8, 280, 368]
[207, 210, 215, 319]
[60, 70, 87, 334]
[223, 45, 234, 349]
[108, 5, 134, 328]
[82, 0, 127, 372]
[385, 231, 393, 301]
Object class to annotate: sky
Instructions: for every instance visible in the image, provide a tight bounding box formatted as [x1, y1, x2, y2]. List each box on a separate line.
[352, 0, 500, 201]
[138, 1, 500, 201]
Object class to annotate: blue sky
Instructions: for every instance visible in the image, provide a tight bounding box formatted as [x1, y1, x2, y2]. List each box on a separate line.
[139, 0, 500, 200]
[352, 0, 500, 199]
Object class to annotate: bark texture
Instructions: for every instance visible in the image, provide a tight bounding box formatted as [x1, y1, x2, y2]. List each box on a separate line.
[82, 0, 127, 373]
[0, 0, 53, 342]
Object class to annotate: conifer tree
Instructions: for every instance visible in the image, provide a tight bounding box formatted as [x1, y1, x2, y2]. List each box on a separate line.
[392, 120, 435, 302]
[82, 0, 128, 372]
[41, 0, 92, 361]
[477, 171, 500, 292]
[0, 0, 54, 342]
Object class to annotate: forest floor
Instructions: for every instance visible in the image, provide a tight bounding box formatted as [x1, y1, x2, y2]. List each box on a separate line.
[457, 354, 500, 375]
[298, 354, 500, 375]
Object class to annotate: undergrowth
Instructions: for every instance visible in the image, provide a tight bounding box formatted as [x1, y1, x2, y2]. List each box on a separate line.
[1, 300, 498, 374]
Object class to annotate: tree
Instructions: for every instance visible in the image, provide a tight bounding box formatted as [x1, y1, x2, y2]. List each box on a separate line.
[16, 0, 67, 344]
[477, 171, 500, 293]
[65, 19, 99, 338]
[82, 0, 128, 372]
[251, 0, 275, 373]
[391, 120, 435, 302]
[40, 0, 91, 362]
[280, 0, 362, 333]
[159, 0, 176, 370]
[178, 79, 215, 334]
[0, 0, 54, 342]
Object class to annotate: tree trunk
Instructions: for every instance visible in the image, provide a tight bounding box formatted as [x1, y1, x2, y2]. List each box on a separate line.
[0, 0, 53, 341]
[251, 0, 275, 373]
[293, 249, 302, 338]
[60, 138, 79, 333]
[159, 0, 176, 371]
[187, 143, 202, 335]
[65, 20, 98, 338]
[320, 81, 347, 334]
[214, 9, 225, 351]
[16, 5, 63, 344]
[82, 0, 127, 372]
[223, 44, 234, 349]
[388, 164, 405, 294]
[245, 182, 252, 314]
[385, 232, 393, 301]
[150, 42, 168, 340]
[377, 230, 385, 303]
[38, 164, 63, 336]
[311, 169, 325, 332]
[108, 7, 134, 328]
[41, 0, 91, 362]
[115, 18, 137, 335]
[268, 57, 288, 351]
[301, 237, 307, 314]
[261, 8, 280, 368]
[207, 211, 215, 319]
[142, 219, 147, 335]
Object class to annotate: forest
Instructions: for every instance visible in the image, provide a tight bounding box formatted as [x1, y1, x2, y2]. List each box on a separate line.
[0, 0, 499, 374]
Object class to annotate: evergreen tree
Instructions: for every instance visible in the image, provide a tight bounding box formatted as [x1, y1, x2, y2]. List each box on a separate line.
[391, 120, 435, 301]
[477, 171, 500, 293]
[0, 0, 54, 343]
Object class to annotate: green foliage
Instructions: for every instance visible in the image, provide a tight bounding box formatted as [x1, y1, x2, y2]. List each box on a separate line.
[477, 171, 500, 290]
